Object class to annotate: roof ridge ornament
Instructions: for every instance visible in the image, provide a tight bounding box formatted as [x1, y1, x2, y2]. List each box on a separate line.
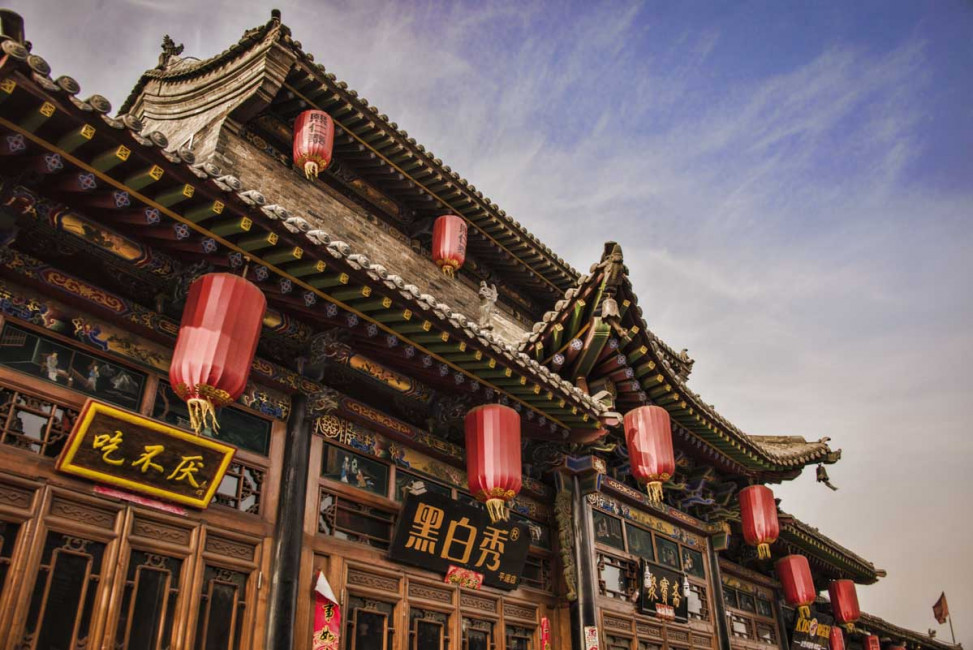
[157, 35, 184, 69]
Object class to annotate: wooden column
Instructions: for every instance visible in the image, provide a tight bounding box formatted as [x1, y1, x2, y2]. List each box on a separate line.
[708, 544, 734, 650]
[557, 456, 602, 650]
[265, 391, 312, 650]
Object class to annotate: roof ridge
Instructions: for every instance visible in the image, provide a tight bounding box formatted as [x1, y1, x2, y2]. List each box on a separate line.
[119, 10, 582, 298]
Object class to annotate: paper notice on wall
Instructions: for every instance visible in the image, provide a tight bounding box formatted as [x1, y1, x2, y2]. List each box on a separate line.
[313, 571, 341, 650]
[584, 626, 600, 650]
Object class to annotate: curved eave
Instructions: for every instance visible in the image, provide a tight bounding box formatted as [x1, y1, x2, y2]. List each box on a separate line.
[520, 252, 840, 475]
[0, 55, 605, 436]
[778, 515, 885, 585]
[120, 13, 580, 301]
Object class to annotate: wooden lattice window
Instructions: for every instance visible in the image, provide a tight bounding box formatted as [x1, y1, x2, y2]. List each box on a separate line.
[347, 596, 396, 650]
[113, 550, 182, 649]
[520, 554, 553, 592]
[213, 460, 265, 515]
[194, 564, 251, 650]
[318, 488, 396, 550]
[597, 553, 637, 601]
[411, 608, 449, 650]
[0, 385, 77, 457]
[462, 617, 494, 650]
[18, 531, 108, 650]
[687, 582, 710, 621]
[728, 613, 752, 639]
[756, 622, 777, 645]
[0, 520, 20, 599]
[505, 625, 534, 650]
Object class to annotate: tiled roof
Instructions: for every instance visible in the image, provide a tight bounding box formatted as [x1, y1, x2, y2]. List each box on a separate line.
[0, 37, 607, 437]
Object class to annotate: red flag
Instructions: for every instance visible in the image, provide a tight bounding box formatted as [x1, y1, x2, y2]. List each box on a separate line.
[313, 571, 341, 650]
[933, 592, 949, 625]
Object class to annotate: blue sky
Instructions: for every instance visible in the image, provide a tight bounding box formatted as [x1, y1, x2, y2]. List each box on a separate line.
[14, 0, 973, 644]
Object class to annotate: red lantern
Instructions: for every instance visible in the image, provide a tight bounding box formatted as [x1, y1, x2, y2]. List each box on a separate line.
[888, 646, 905, 650]
[432, 215, 467, 277]
[775, 555, 815, 619]
[829, 580, 861, 631]
[830, 626, 845, 650]
[465, 404, 521, 522]
[293, 109, 335, 179]
[624, 405, 675, 504]
[865, 636, 881, 650]
[170, 273, 266, 434]
[739, 485, 780, 560]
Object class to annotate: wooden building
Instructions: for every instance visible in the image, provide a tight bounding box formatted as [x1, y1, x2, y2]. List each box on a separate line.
[0, 9, 956, 650]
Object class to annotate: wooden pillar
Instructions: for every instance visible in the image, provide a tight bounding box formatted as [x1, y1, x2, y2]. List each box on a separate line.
[772, 590, 793, 650]
[265, 391, 312, 650]
[557, 456, 602, 650]
[707, 544, 734, 650]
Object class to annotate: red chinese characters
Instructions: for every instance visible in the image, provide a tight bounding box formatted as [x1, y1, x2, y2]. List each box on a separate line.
[830, 626, 845, 650]
[624, 405, 675, 504]
[775, 554, 816, 619]
[293, 109, 335, 179]
[828, 579, 861, 631]
[465, 404, 521, 523]
[170, 273, 266, 434]
[739, 484, 780, 560]
[432, 214, 467, 277]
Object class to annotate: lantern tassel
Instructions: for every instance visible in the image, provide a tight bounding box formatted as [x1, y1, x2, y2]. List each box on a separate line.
[645, 481, 664, 504]
[304, 161, 319, 179]
[757, 543, 772, 560]
[798, 605, 811, 620]
[441, 265, 455, 278]
[843, 624, 855, 634]
[186, 397, 219, 436]
[485, 498, 508, 523]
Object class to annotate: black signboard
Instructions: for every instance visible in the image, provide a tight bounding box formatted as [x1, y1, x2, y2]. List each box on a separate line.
[789, 610, 833, 650]
[637, 560, 690, 622]
[390, 491, 530, 590]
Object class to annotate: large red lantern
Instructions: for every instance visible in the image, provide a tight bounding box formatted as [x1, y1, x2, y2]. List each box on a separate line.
[432, 215, 467, 277]
[624, 405, 675, 504]
[829, 580, 861, 631]
[465, 404, 521, 522]
[739, 485, 780, 560]
[775, 555, 815, 619]
[170, 273, 266, 434]
[293, 109, 335, 179]
[830, 626, 845, 650]
[864, 636, 881, 650]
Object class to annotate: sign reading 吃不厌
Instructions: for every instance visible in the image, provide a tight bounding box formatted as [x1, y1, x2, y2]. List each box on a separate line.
[56, 400, 235, 509]
[789, 610, 833, 650]
[389, 491, 530, 590]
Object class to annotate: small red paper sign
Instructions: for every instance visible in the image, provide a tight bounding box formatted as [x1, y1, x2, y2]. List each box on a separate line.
[444, 565, 483, 590]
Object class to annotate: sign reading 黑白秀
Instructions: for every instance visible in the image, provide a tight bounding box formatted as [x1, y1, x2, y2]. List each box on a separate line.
[389, 491, 530, 590]
[56, 400, 235, 509]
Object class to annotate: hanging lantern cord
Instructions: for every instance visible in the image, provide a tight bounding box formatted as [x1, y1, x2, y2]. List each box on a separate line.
[241, 255, 251, 280]
[645, 481, 664, 504]
[186, 397, 220, 436]
[485, 498, 508, 523]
